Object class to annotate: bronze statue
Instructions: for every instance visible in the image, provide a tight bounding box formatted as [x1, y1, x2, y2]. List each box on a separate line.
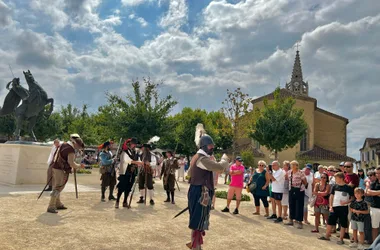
[0, 70, 54, 141]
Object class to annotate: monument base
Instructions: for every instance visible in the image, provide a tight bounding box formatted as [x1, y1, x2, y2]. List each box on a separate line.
[0, 143, 52, 185]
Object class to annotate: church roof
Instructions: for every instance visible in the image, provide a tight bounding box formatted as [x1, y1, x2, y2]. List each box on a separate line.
[251, 88, 316, 105]
[298, 145, 356, 162]
[291, 50, 303, 82]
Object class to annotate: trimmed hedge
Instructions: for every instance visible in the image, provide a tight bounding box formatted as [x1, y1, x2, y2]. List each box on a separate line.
[76, 169, 92, 174]
[215, 190, 251, 201]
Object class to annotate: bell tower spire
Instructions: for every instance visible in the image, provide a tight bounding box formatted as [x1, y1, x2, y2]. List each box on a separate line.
[286, 44, 309, 96]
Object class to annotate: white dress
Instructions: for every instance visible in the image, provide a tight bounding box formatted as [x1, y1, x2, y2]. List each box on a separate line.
[177, 159, 185, 178]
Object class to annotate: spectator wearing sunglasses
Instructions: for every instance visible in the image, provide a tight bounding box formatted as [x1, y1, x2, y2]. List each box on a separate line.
[249, 160, 270, 217]
[222, 156, 245, 214]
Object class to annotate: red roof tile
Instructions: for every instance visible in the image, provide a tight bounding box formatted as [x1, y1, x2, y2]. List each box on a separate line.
[298, 145, 356, 162]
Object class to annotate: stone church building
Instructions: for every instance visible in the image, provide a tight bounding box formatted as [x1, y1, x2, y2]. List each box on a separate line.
[238, 50, 355, 167]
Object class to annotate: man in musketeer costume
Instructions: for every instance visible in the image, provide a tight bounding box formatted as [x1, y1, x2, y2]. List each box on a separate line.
[115, 138, 143, 208]
[99, 141, 117, 202]
[160, 150, 179, 204]
[187, 124, 229, 250]
[137, 143, 157, 205]
[47, 134, 85, 213]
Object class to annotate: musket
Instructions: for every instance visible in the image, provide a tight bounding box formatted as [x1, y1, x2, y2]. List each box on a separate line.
[37, 176, 53, 200]
[127, 165, 141, 208]
[74, 169, 78, 199]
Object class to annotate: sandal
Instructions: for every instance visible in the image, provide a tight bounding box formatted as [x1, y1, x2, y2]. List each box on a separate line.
[318, 236, 330, 241]
[253, 212, 260, 215]
[311, 229, 319, 233]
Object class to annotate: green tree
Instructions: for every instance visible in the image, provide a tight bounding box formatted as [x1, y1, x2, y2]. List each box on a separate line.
[207, 111, 233, 152]
[159, 108, 213, 157]
[0, 113, 15, 138]
[97, 78, 178, 142]
[68, 104, 99, 145]
[221, 88, 251, 156]
[240, 150, 255, 169]
[249, 87, 308, 160]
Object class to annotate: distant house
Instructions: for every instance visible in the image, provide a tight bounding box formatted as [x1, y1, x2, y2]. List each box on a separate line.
[359, 138, 380, 171]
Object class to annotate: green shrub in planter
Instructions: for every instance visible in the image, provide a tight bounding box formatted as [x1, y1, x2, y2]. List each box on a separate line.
[215, 190, 251, 201]
[76, 169, 91, 174]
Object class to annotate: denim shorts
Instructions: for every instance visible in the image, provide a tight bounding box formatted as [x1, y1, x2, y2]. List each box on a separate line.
[351, 220, 365, 232]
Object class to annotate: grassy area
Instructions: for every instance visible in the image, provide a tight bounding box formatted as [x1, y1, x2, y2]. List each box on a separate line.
[76, 169, 92, 174]
[215, 190, 251, 201]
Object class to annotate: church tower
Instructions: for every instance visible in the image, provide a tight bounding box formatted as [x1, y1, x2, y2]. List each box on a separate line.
[286, 50, 309, 96]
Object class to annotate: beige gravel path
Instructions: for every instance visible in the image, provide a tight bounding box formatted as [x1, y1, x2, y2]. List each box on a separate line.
[0, 173, 352, 250]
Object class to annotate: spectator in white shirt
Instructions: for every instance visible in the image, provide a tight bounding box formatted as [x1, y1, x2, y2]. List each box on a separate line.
[268, 161, 285, 223]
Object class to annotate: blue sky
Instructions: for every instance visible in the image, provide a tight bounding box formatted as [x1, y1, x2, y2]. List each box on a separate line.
[0, 0, 380, 160]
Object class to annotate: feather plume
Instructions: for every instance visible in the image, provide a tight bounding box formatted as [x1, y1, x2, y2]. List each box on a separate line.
[147, 136, 160, 144]
[194, 123, 206, 148]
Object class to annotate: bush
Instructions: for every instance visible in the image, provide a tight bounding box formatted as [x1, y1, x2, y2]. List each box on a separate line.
[76, 169, 91, 174]
[215, 190, 251, 201]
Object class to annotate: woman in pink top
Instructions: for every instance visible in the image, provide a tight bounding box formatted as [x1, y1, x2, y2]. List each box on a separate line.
[221, 156, 245, 214]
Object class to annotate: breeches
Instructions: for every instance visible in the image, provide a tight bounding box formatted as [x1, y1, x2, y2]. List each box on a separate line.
[117, 173, 135, 193]
[101, 173, 116, 188]
[163, 174, 176, 191]
[138, 172, 154, 190]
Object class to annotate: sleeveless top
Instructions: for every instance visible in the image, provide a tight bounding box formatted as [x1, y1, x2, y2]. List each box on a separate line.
[251, 170, 269, 196]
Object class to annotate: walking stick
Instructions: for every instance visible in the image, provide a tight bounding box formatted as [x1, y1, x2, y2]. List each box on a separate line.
[37, 176, 53, 200]
[144, 166, 148, 205]
[175, 178, 181, 192]
[74, 169, 78, 199]
[128, 165, 141, 208]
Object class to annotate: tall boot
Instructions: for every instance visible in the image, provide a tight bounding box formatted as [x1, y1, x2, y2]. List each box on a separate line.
[123, 191, 130, 208]
[101, 187, 106, 202]
[137, 190, 144, 203]
[171, 191, 175, 204]
[109, 185, 116, 200]
[164, 191, 170, 202]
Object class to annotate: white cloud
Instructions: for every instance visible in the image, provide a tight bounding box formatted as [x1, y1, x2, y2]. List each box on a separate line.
[121, 0, 145, 6]
[0, 0, 12, 27]
[159, 0, 188, 29]
[1, 0, 380, 160]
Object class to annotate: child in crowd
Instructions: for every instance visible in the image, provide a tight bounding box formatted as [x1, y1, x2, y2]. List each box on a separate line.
[349, 187, 369, 249]
[318, 172, 354, 245]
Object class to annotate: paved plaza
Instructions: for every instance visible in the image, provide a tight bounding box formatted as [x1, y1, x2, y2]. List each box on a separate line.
[0, 173, 349, 250]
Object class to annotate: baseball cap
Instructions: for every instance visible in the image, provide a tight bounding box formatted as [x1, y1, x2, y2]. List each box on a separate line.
[339, 162, 345, 166]
[306, 163, 313, 169]
[235, 156, 243, 162]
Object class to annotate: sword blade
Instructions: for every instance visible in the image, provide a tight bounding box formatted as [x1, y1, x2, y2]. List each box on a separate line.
[37, 176, 52, 200]
[173, 206, 189, 219]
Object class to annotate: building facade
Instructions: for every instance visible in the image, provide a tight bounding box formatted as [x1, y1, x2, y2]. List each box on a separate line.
[359, 138, 380, 171]
[239, 50, 355, 167]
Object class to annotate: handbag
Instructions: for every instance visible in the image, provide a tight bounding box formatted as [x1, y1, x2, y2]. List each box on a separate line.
[309, 195, 317, 207]
[248, 182, 257, 193]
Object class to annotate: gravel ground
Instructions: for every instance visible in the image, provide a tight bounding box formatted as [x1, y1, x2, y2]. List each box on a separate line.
[0, 173, 351, 250]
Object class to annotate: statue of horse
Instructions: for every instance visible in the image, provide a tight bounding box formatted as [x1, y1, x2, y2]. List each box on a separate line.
[0, 70, 54, 141]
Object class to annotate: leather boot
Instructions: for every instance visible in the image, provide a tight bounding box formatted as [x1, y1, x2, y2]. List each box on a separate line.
[164, 191, 170, 202]
[137, 196, 144, 204]
[171, 191, 175, 204]
[109, 185, 116, 200]
[101, 187, 106, 202]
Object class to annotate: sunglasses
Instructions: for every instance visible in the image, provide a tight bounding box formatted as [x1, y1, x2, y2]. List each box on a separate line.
[344, 166, 352, 168]
[321, 177, 328, 179]
[259, 164, 265, 167]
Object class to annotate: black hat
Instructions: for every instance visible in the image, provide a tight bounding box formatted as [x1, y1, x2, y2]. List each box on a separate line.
[142, 143, 152, 149]
[102, 141, 111, 149]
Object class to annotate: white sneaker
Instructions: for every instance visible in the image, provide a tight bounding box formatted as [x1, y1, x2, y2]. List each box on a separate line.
[349, 242, 358, 248]
[357, 244, 365, 250]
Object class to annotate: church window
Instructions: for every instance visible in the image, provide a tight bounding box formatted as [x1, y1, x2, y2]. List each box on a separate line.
[300, 132, 307, 151]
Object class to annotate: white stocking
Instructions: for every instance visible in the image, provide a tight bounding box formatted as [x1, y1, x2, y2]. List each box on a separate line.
[148, 189, 154, 200]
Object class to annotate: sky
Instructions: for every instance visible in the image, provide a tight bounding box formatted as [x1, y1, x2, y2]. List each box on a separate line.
[0, 0, 379, 160]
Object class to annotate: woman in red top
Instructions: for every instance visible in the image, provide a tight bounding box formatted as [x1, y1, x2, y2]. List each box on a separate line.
[312, 172, 331, 232]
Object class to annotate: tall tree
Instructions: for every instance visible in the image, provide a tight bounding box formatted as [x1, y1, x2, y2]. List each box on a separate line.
[221, 88, 251, 156]
[97, 78, 178, 142]
[249, 87, 308, 160]
[207, 111, 233, 152]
